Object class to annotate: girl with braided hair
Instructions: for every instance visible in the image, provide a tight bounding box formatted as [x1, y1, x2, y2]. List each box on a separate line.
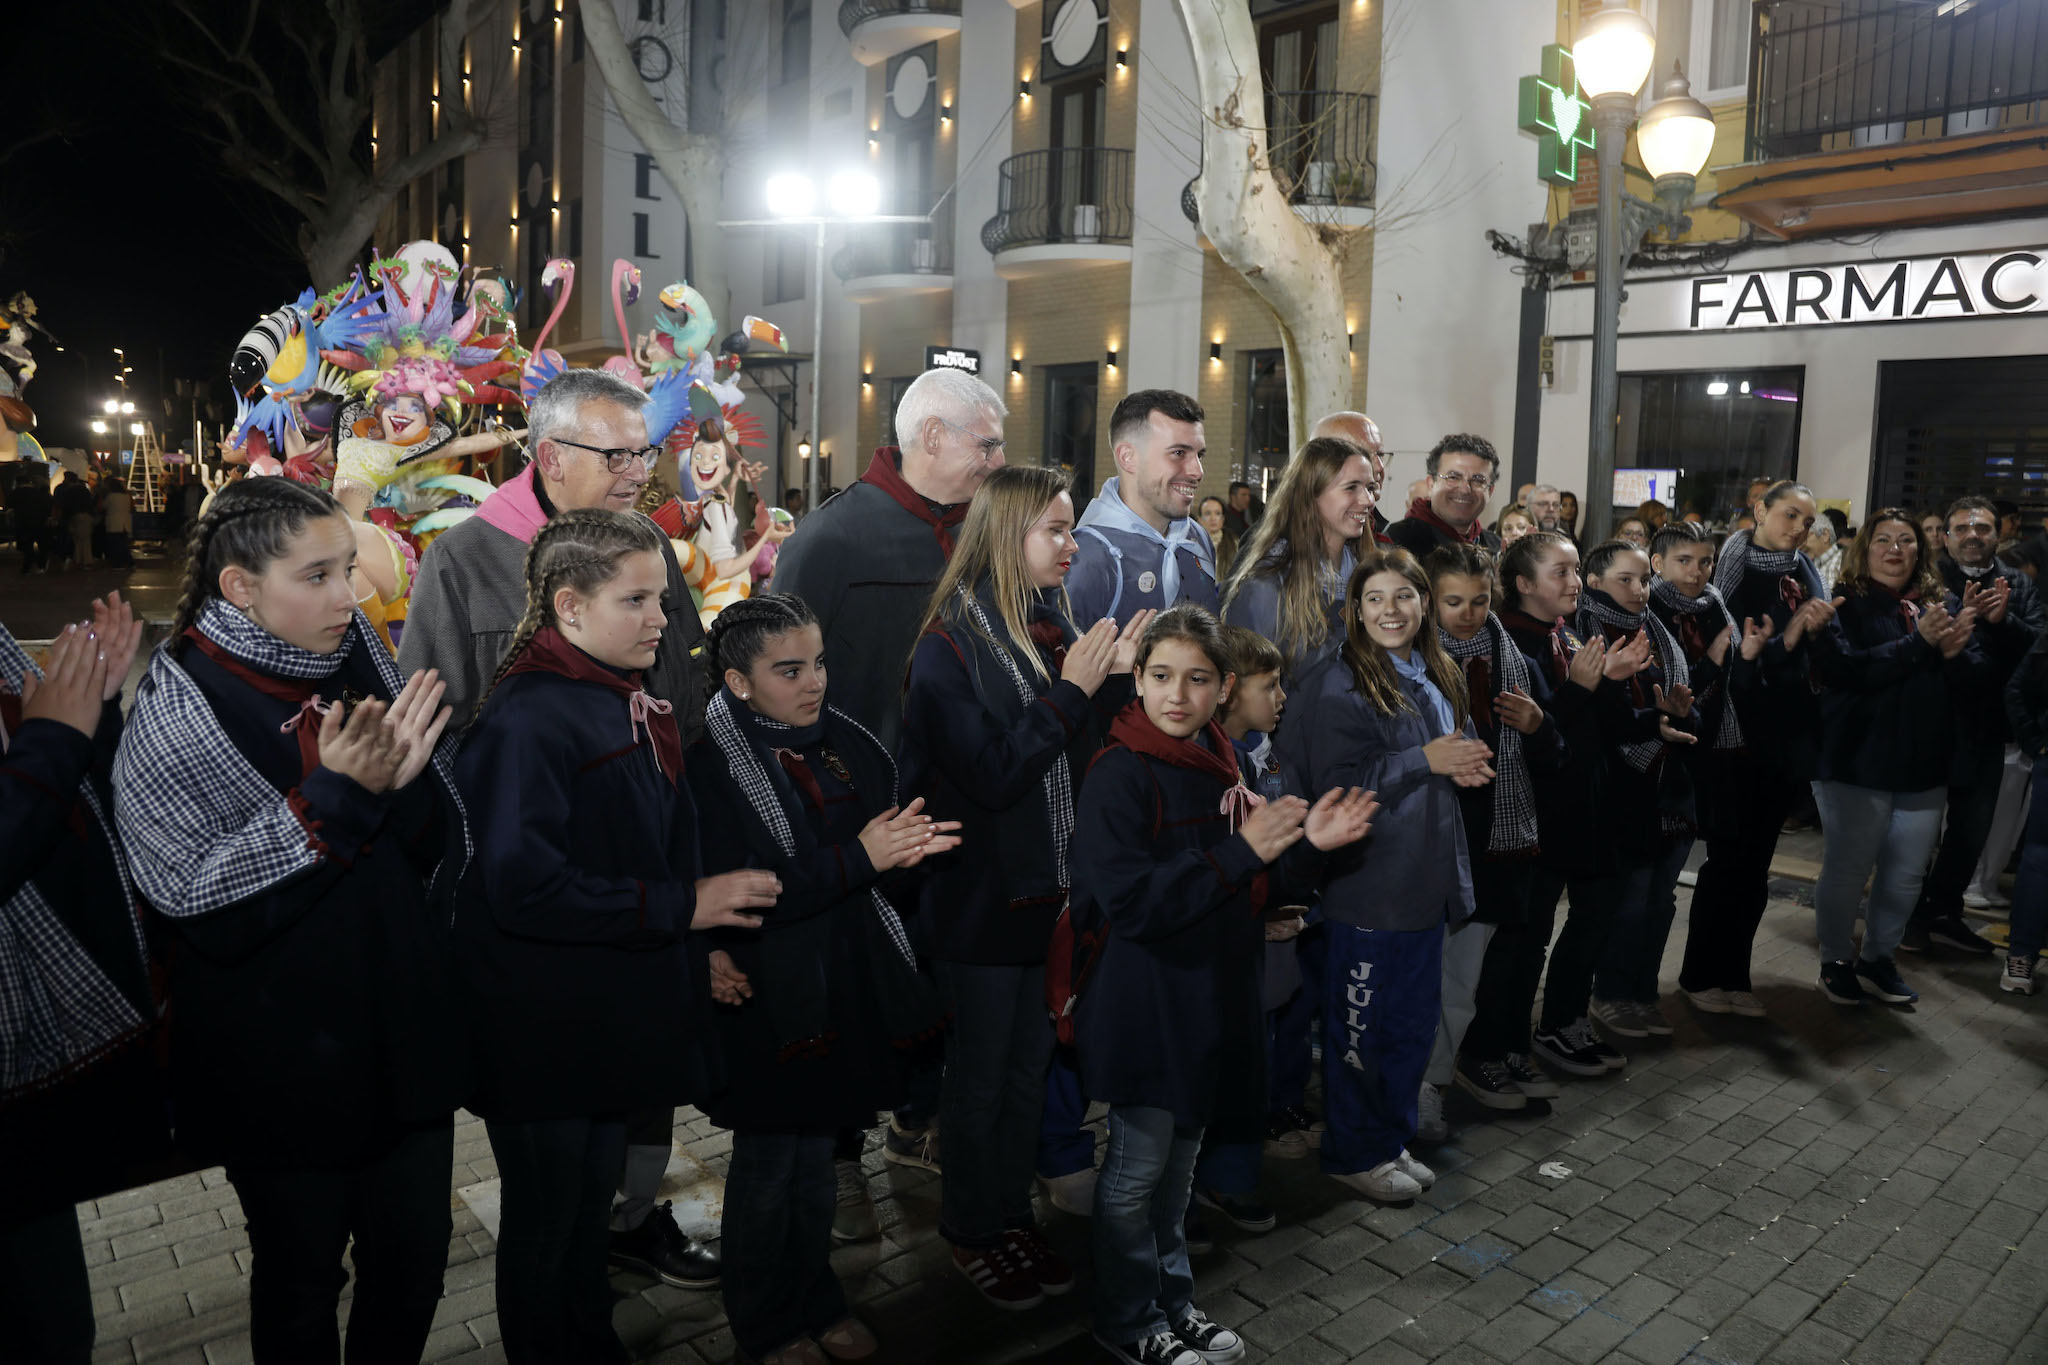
[453, 507, 778, 1365]
[112, 477, 468, 1364]
[688, 592, 955, 1365]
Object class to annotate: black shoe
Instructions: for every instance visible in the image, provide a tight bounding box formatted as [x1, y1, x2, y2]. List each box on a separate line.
[1093, 1330, 1201, 1365]
[1856, 955, 1919, 1004]
[1928, 914, 1996, 955]
[1501, 1052, 1561, 1099]
[1898, 922, 1931, 954]
[608, 1202, 721, 1288]
[1530, 1020, 1610, 1077]
[1182, 1208, 1216, 1257]
[1818, 959, 1866, 1005]
[1453, 1056, 1530, 1110]
[1194, 1188, 1276, 1234]
[1170, 1307, 1248, 1364]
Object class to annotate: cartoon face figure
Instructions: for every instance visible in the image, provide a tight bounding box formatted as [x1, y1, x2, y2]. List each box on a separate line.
[378, 393, 430, 444]
[690, 432, 731, 494]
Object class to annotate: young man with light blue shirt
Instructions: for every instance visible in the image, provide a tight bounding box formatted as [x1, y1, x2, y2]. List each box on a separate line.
[1066, 390, 1220, 629]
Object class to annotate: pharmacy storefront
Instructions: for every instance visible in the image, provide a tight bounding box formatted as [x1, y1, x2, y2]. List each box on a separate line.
[1535, 218, 2048, 525]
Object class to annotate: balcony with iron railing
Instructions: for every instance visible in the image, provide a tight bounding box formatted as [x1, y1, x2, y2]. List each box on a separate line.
[839, 0, 962, 67]
[980, 147, 1135, 278]
[832, 197, 954, 303]
[1718, 0, 2048, 237]
[1181, 89, 1377, 232]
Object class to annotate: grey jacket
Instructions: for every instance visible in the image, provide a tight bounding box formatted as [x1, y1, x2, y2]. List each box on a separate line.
[398, 512, 708, 745]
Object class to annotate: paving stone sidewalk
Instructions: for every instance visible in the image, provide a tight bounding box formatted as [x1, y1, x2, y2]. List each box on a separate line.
[78, 887, 2048, 1365]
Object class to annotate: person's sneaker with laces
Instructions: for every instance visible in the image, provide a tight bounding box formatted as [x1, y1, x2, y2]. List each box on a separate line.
[1723, 990, 1767, 1018]
[882, 1116, 940, 1171]
[1392, 1148, 1435, 1191]
[1634, 999, 1675, 1036]
[1261, 1112, 1309, 1159]
[1530, 1023, 1608, 1077]
[608, 1202, 722, 1288]
[1453, 1056, 1528, 1110]
[815, 1316, 880, 1362]
[1964, 886, 2011, 910]
[1502, 1052, 1559, 1098]
[1037, 1166, 1097, 1217]
[830, 1160, 880, 1244]
[1330, 1159, 1421, 1206]
[1819, 959, 1867, 1004]
[1170, 1307, 1247, 1365]
[1928, 914, 1996, 955]
[1591, 996, 1647, 1038]
[1568, 1017, 1627, 1070]
[1414, 1081, 1449, 1143]
[1683, 985, 1732, 1013]
[1092, 1329, 1200, 1365]
[1194, 1188, 1276, 1234]
[2001, 954, 2039, 995]
[952, 1242, 1044, 1310]
[1003, 1226, 1074, 1295]
[1182, 1207, 1216, 1256]
[1284, 1105, 1326, 1149]
[1856, 955, 1919, 1004]
[1897, 921, 1931, 954]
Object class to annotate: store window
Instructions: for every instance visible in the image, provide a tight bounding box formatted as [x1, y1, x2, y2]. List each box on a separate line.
[1873, 356, 2048, 527]
[1615, 366, 1803, 523]
[1692, 0, 1750, 102]
[780, 0, 810, 86]
[1043, 363, 1100, 497]
[1241, 349, 1289, 499]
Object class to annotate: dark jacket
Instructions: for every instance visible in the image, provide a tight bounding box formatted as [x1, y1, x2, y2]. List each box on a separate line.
[1221, 543, 1357, 684]
[1386, 515, 1501, 561]
[1444, 626, 1564, 870]
[1499, 611, 1636, 879]
[1067, 478, 1222, 627]
[2008, 630, 2048, 759]
[454, 670, 709, 1122]
[1575, 601, 1700, 859]
[1720, 556, 1831, 782]
[159, 644, 467, 1169]
[1276, 656, 1473, 932]
[1936, 556, 2039, 760]
[52, 477, 94, 520]
[1810, 585, 1988, 793]
[1647, 590, 1758, 836]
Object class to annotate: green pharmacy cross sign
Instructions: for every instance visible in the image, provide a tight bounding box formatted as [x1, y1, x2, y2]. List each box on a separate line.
[1518, 44, 1595, 187]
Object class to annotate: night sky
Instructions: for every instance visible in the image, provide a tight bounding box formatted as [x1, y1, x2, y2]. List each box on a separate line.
[5, 2, 408, 457]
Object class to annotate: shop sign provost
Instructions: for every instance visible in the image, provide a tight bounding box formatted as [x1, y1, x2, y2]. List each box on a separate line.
[1678, 249, 2048, 332]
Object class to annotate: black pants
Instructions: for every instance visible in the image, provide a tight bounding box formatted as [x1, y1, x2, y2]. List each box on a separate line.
[0, 1207, 95, 1363]
[723, 1131, 847, 1358]
[1917, 745, 2004, 923]
[1681, 761, 1797, 993]
[227, 1121, 453, 1365]
[1462, 862, 1554, 1062]
[935, 959, 1054, 1248]
[487, 1116, 629, 1365]
[1538, 870, 1623, 1033]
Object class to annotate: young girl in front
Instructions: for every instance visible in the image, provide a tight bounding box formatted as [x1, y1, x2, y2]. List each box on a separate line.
[688, 593, 956, 1365]
[1075, 605, 1372, 1365]
[113, 478, 468, 1364]
[456, 509, 778, 1365]
[1277, 548, 1488, 1204]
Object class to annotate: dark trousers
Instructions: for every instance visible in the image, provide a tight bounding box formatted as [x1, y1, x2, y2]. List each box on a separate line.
[1321, 922, 1441, 1174]
[13, 517, 46, 572]
[1538, 871, 1623, 1033]
[487, 1116, 629, 1365]
[0, 1207, 95, 1364]
[723, 1131, 848, 1358]
[1681, 763, 1798, 993]
[1596, 839, 1696, 1004]
[103, 531, 132, 568]
[1463, 867, 1560, 1062]
[1189, 975, 1318, 1196]
[227, 1121, 453, 1365]
[935, 960, 1053, 1247]
[2005, 758, 2048, 959]
[1918, 745, 2005, 923]
[1037, 1045, 1095, 1178]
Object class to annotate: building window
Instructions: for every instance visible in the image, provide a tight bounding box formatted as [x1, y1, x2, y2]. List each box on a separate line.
[1691, 0, 1750, 102]
[1241, 349, 1289, 497]
[634, 153, 662, 201]
[765, 227, 807, 304]
[781, 0, 810, 86]
[1043, 362, 1101, 496]
[1873, 356, 2048, 527]
[638, 0, 665, 21]
[571, 10, 585, 63]
[1616, 366, 1804, 523]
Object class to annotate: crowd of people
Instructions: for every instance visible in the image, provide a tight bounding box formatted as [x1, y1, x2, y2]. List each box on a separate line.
[6, 362, 2047, 1365]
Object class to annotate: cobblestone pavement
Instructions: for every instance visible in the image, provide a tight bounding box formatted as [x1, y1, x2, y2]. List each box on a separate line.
[78, 882, 2048, 1365]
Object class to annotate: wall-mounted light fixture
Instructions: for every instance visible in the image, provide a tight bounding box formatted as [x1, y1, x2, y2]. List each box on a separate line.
[1011, 357, 1023, 376]
[1106, 349, 1119, 369]
[1209, 342, 1222, 362]
[1347, 329, 1356, 353]
[1116, 50, 1129, 69]
[1019, 79, 1031, 99]
[862, 370, 873, 389]
[941, 105, 953, 123]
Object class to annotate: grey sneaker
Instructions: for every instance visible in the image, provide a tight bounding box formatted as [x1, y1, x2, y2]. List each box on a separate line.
[1634, 999, 1674, 1036]
[1415, 1082, 1449, 1144]
[831, 1158, 880, 1243]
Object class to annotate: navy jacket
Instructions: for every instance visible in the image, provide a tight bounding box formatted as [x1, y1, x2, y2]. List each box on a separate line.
[1936, 556, 2038, 763]
[1574, 603, 1700, 858]
[1222, 543, 1356, 684]
[1444, 628, 1565, 865]
[1499, 611, 1633, 879]
[1721, 557, 1832, 783]
[1067, 480, 1221, 627]
[1810, 585, 1990, 793]
[1276, 656, 1473, 932]
[1647, 591, 1758, 834]
[454, 670, 710, 1122]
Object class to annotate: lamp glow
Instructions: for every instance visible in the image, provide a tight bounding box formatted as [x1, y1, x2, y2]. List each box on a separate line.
[1572, 2, 1656, 101]
[827, 171, 881, 219]
[766, 173, 816, 219]
[91, 420, 107, 434]
[130, 422, 144, 435]
[103, 399, 118, 413]
[1636, 64, 1716, 182]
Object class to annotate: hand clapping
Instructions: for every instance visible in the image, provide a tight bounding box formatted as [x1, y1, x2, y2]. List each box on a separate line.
[857, 796, 963, 871]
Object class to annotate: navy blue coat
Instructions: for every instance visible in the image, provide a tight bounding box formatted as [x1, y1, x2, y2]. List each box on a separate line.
[1574, 604, 1701, 859]
[1721, 557, 1832, 783]
[1811, 586, 1990, 793]
[454, 670, 710, 1122]
[1276, 656, 1473, 933]
[1066, 523, 1221, 628]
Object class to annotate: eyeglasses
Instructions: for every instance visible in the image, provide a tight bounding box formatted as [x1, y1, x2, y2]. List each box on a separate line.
[1434, 470, 1494, 492]
[933, 416, 1006, 460]
[551, 438, 661, 473]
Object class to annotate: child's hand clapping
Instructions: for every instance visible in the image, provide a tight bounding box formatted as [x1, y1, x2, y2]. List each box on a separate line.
[857, 796, 963, 871]
[1303, 786, 1378, 851]
[1238, 794, 1308, 861]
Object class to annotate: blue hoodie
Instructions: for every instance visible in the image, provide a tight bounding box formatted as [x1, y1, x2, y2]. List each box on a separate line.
[1067, 476, 1220, 628]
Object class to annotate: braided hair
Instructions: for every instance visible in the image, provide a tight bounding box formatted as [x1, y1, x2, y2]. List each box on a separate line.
[472, 508, 669, 723]
[169, 478, 347, 649]
[703, 592, 818, 694]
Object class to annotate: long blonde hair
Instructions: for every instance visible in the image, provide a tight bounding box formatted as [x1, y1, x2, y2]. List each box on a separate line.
[1339, 547, 1470, 727]
[1223, 437, 1370, 664]
[918, 465, 1074, 682]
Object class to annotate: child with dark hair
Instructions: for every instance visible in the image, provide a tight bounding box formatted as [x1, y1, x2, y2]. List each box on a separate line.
[114, 478, 469, 1364]
[1075, 605, 1373, 1365]
[456, 508, 779, 1364]
[688, 592, 956, 1364]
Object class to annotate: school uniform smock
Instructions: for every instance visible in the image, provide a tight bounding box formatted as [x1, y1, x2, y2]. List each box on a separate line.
[1575, 593, 1700, 858]
[1715, 541, 1831, 784]
[1442, 619, 1563, 915]
[1810, 586, 1988, 793]
[454, 635, 710, 1123]
[1222, 543, 1356, 684]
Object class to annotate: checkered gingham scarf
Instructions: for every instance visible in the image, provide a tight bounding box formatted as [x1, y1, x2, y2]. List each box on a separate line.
[1438, 614, 1539, 854]
[114, 599, 470, 921]
[703, 688, 915, 965]
[955, 585, 1074, 887]
[1, 625, 151, 1096]
[1651, 578, 1746, 751]
[1580, 593, 1691, 780]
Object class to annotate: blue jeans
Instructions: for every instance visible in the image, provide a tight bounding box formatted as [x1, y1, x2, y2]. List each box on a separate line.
[1320, 921, 1441, 1174]
[1092, 1105, 1203, 1343]
[1595, 839, 1696, 1004]
[1811, 781, 1947, 963]
[722, 1132, 847, 1359]
[2006, 757, 2048, 959]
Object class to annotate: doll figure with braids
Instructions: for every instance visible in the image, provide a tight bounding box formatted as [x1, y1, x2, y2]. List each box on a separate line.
[453, 507, 780, 1365]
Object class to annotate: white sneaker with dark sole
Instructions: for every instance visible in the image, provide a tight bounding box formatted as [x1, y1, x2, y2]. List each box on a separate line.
[1330, 1161, 1421, 1205]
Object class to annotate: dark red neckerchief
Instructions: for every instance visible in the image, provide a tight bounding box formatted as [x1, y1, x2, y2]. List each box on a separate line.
[1862, 580, 1923, 630]
[1107, 700, 1267, 915]
[774, 748, 825, 810]
[860, 447, 968, 556]
[1028, 618, 1069, 673]
[183, 628, 333, 780]
[503, 626, 682, 787]
[1778, 573, 1809, 615]
[1404, 497, 1484, 547]
[1461, 657, 1495, 731]
[1673, 611, 1711, 661]
[1500, 609, 1572, 686]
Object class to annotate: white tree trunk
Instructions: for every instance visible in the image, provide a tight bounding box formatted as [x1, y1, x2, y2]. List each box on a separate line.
[1175, 0, 1350, 451]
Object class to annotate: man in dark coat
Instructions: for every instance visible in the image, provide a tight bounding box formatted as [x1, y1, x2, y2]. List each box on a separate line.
[1386, 434, 1504, 558]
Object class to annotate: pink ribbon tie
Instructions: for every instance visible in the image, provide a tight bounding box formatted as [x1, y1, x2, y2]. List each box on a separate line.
[1220, 782, 1265, 833]
[278, 695, 338, 736]
[630, 692, 675, 774]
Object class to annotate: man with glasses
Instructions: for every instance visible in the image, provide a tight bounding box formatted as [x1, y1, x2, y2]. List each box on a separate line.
[1528, 485, 1566, 536]
[1387, 433, 1503, 557]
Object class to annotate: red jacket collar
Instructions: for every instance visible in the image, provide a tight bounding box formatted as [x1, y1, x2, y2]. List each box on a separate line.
[860, 447, 967, 556]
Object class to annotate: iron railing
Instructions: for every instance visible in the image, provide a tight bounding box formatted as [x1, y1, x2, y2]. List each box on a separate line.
[832, 196, 954, 281]
[1178, 89, 1377, 226]
[838, 0, 961, 37]
[980, 147, 1135, 254]
[1747, 0, 2048, 161]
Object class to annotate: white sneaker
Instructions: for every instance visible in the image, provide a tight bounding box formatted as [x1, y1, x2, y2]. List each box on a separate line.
[1331, 1160, 1422, 1205]
[1964, 888, 2012, 910]
[1723, 990, 1767, 1018]
[1415, 1083, 1448, 1146]
[1037, 1167, 1096, 1217]
[2001, 955, 2040, 996]
[1683, 986, 1732, 1014]
[1393, 1148, 1436, 1191]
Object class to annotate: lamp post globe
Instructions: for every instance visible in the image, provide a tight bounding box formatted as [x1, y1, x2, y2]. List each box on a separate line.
[1637, 63, 1716, 189]
[1572, 2, 1656, 103]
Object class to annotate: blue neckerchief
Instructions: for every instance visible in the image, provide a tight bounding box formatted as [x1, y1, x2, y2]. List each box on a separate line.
[1391, 649, 1456, 735]
[1076, 475, 1216, 606]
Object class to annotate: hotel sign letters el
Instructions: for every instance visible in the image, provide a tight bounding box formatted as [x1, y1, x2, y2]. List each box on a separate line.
[1686, 250, 2046, 331]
